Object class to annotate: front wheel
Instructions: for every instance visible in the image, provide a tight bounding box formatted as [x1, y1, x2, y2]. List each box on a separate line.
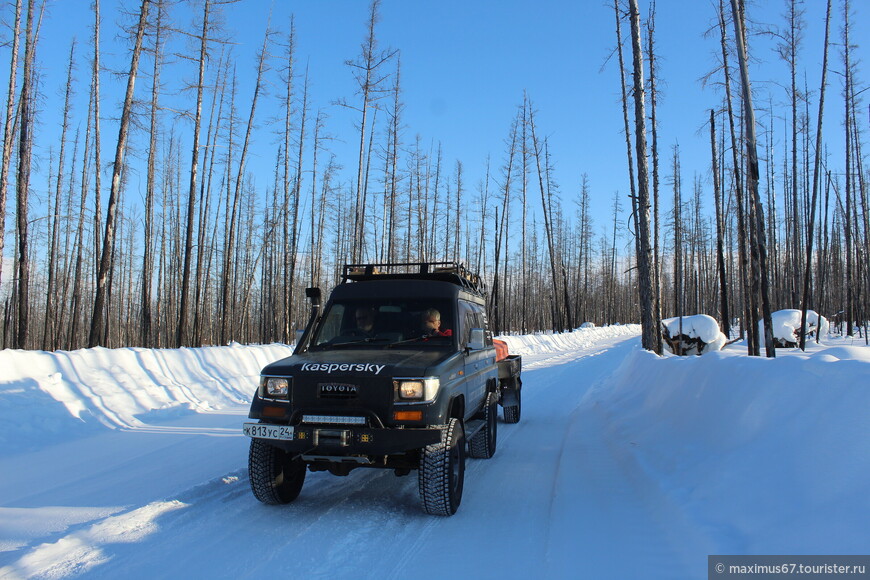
[418, 418, 465, 516]
[248, 438, 306, 504]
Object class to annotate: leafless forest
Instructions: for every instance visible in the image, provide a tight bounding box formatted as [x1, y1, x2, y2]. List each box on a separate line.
[0, 0, 867, 354]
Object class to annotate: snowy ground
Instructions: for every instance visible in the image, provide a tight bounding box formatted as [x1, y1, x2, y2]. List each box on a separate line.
[1, 326, 868, 579]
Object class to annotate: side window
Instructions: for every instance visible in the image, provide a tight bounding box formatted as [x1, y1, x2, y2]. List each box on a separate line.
[458, 301, 473, 345]
[314, 304, 345, 345]
[470, 303, 492, 346]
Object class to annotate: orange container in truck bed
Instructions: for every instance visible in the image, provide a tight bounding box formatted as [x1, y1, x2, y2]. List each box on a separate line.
[493, 339, 509, 362]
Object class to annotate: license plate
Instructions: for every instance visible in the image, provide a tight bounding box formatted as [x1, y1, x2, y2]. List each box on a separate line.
[243, 422, 294, 441]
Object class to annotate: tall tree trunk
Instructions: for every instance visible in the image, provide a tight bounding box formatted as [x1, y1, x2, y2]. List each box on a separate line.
[647, 0, 663, 353]
[0, 0, 22, 297]
[89, 0, 150, 347]
[14, 0, 37, 349]
[672, 144, 683, 349]
[711, 110, 731, 337]
[347, 0, 395, 263]
[193, 51, 228, 347]
[627, 0, 657, 351]
[529, 111, 562, 331]
[718, 0, 753, 351]
[142, 1, 165, 347]
[799, 0, 831, 350]
[730, 0, 775, 357]
[92, 0, 103, 283]
[43, 40, 76, 350]
[285, 66, 309, 341]
[221, 26, 268, 344]
[842, 0, 854, 337]
[177, 0, 209, 347]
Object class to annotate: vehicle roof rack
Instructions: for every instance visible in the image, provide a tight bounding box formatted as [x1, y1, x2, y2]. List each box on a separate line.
[342, 262, 486, 296]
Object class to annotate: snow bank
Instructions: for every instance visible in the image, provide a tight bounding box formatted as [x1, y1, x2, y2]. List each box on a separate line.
[497, 324, 640, 356]
[661, 314, 727, 355]
[588, 339, 870, 553]
[0, 343, 294, 455]
[761, 309, 830, 347]
[0, 328, 642, 456]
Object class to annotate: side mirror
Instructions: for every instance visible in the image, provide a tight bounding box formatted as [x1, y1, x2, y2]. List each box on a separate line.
[468, 328, 486, 351]
[305, 287, 322, 309]
[294, 329, 305, 346]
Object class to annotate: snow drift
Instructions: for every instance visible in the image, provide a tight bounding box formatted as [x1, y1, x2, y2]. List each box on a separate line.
[589, 340, 870, 554]
[0, 343, 293, 455]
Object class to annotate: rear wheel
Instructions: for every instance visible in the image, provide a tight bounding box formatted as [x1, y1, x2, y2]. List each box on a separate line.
[248, 438, 306, 504]
[469, 392, 498, 458]
[418, 418, 465, 516]
[503, 383, 521, 424]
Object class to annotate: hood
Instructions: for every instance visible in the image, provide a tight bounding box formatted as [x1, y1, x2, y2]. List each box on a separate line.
[261, 348, 456, 379]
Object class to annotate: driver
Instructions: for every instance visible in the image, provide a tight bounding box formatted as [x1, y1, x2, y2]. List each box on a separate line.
[355, 307, 376, 335]
[421, 308, 452, 337]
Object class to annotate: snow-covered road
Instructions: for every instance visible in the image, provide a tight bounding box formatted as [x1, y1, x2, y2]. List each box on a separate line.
[2, 327, 868, 579]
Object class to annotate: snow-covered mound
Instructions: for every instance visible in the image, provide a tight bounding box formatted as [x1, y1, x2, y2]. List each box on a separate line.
[0, 343, 293, 455]
[661, 314, 726, 355]
[760, 309, 829, 347]
[588, 339, 870, 553]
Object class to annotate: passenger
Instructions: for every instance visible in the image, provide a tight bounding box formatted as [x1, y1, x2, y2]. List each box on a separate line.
[421, 308, 452, 337]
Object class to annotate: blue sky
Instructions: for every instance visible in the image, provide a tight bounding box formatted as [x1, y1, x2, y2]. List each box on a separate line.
[20, 0, 870, 247]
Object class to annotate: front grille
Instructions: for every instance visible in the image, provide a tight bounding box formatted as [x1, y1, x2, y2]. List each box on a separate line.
[318, 383, 359, 399]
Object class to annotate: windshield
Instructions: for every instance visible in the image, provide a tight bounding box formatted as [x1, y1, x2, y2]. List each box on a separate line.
[309, 298, 455, 350]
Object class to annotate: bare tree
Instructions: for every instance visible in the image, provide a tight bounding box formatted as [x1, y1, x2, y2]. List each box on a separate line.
[730, 0, 775, 357]
[799, 0, 831, 350]
[89, 0, 150, 347]
[710, 110, 731, 337]
[528, 107, 562, 331]
[92, 0, 103, 277]
[776, 0, 806, 306]
[14, 0, 38, 349]
[627, 0, 658, 351]
[717, 0, 754, 350]
[672, 143, 684, 347]
[220, 24, 270, 344]
[175, 0, 211, 347]
[141, 1, 164, 346]
[0, 0, 22, 297]
[344, 0, 396, 262]
[43, 40, 77, 350]
[646, 0, 663, 353]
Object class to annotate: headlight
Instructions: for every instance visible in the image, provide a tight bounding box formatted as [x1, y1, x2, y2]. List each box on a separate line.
[394, 378, 439, 402]
[261, 376, 290, 399]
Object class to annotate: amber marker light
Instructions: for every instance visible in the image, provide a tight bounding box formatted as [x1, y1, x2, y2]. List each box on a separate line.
[394, 411, 423, 422]
[262, 406, 285, 418]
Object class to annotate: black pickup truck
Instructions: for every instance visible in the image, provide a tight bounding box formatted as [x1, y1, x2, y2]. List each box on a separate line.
[243, 262, 522, 516]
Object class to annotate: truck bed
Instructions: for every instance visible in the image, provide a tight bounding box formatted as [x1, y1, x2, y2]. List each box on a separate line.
[497, 354, 521, 380]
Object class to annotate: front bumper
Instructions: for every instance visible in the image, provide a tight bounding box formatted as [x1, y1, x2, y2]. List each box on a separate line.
[244, 421, 442, 456]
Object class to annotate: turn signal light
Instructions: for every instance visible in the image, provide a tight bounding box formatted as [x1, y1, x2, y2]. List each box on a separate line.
[393, 411, 423, 422]
[262, 406, 285, 418]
